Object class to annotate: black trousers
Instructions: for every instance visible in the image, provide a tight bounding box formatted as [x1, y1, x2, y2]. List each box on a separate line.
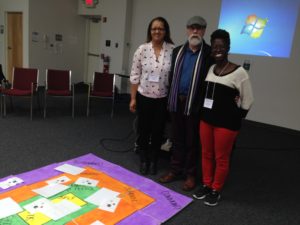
[136, 93, 167, 164]
[169, 96, 200, 177]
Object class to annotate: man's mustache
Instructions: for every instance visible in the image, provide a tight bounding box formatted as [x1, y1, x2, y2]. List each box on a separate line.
[190, 35, 201, 39]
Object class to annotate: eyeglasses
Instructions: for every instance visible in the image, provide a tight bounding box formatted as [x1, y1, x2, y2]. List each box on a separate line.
[151, 28, 165, 32]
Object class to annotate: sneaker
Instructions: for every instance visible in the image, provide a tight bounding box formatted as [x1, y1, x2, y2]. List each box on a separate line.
[161, 139, 172, 152]
[204, 190, 221, 206]
[193, 185, 211, 200]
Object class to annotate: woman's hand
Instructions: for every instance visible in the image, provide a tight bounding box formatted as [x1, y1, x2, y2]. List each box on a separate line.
[235, 96, 241, 107]
[129, 99, 137, 113]
[130, 84, 138, 113]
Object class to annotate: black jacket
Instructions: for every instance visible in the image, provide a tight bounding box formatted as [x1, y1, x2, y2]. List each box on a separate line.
[169, 40, 214, 115]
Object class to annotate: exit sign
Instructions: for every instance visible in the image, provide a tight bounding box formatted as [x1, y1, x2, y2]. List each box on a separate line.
[83, 0, 99, 8]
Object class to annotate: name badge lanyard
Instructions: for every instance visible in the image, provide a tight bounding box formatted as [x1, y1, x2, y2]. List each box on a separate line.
[203, 63, 229, 109]
[149, 44, 165, 83]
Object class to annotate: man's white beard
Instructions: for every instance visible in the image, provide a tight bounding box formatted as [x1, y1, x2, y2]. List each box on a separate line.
[188, 35, 202, 46]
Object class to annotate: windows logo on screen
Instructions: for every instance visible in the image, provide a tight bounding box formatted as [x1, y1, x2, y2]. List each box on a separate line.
[241, 15, 268, 39]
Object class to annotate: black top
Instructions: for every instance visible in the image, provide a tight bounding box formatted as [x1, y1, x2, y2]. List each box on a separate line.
[201, 65, 254, 131]
[0, 64, 6, 82]
[202, 82, 242, 130]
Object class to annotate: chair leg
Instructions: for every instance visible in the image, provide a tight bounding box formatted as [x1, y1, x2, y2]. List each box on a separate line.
[3, 95, 6, 117]
[3, 95, 14, 116]
[9, 96, 13, 111]
[0, 95, 2, 117]
[37, 91, 42, 115]
[71, 86, 75, 119]
[87, 84, 91, 117]
[110, 98, 114, 118]
[30, 95, 33, 120]
[87, 96, 90, 117]
[72, 95, 75, 119]
[43, 93, 47, 118]
[4, 95, 13, 116]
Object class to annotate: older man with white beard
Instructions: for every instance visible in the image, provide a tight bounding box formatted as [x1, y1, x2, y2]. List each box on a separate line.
[159, 16, 214, 191]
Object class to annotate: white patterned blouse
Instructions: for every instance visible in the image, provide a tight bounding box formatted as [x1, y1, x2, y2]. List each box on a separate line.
[130, 42, 174, 98]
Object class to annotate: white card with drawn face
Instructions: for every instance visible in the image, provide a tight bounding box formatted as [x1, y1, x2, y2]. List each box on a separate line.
[0, 177, 24, 189]
[23, 198, 52, 214]
[98, 197, 121, 213]
[75, 177, 99, 187]
[0, 181, 10, 189]
[8, 177, 23, 186]
[24, 198, 80, 221]
[46, 176, 70, 185]
[85, 188, 120, 206]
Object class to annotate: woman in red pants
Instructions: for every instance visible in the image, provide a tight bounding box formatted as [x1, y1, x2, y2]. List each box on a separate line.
[193, 29, 254, 206]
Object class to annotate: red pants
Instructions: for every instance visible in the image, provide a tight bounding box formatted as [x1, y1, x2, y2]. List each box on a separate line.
[200, 121, 238, 191]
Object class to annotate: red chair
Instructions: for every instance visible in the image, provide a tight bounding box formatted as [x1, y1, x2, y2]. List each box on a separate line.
[44, 69, 74, 118]
[2, 67, 39, 120]
[87, 72, 115, 118]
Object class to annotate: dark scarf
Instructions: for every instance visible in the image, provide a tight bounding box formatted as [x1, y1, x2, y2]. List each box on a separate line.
[168, 43, 204, 115]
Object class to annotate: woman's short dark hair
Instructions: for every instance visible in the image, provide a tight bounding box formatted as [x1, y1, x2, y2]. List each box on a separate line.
[210, 29, 230, 50]
[146, 17, 174, 44]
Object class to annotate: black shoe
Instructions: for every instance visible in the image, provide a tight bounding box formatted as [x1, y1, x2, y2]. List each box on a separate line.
[204, 190, 221, 206]
[134, 142, 140, 154]
[193, 185, 212, 200]
[139, 162, 148, 175]
[159, 172, 178, 183]
[149, 162, 157, 175]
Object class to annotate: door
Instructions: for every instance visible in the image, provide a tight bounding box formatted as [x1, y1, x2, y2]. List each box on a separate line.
[86, 18, 102, 83]
[7, 12, 23, 81]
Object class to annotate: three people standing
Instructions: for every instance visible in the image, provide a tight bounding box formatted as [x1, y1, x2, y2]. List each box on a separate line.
[130, 17, 254, 207]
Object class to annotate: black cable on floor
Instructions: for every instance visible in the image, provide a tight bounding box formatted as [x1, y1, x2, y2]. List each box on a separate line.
[99, 129, 136, 153]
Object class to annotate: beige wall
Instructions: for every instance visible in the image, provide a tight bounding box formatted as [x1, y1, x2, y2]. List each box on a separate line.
[0, 0, 299, 131]
[78, 0, 132, 92]
[29, 0, 86, 84]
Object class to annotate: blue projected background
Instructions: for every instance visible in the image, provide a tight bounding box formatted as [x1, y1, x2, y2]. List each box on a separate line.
[218, 0, 299, 58]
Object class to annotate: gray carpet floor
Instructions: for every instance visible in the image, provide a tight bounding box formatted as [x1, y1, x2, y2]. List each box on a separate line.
[0, 90, 300, 225]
